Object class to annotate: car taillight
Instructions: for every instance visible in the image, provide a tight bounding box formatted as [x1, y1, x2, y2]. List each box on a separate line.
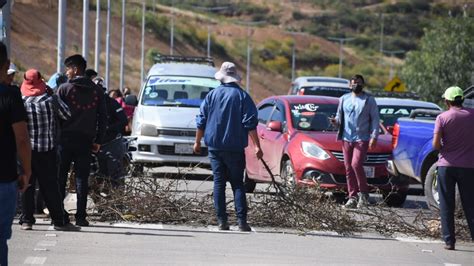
[392, 123, 400, 149]
[297, 88, 305, 95]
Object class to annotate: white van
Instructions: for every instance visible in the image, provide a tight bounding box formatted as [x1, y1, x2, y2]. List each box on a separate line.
[289, 76, 350, 97]
[126, 56, 220, 170]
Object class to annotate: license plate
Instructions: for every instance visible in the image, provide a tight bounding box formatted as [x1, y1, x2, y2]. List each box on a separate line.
[174, 143, 194, 154]
[364, 166, 375, 178]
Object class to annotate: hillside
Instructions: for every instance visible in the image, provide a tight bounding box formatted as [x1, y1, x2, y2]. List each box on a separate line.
[9, 0, 471, 101]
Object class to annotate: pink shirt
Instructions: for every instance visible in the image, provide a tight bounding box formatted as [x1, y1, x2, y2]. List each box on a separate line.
[434, 107, 474, 168]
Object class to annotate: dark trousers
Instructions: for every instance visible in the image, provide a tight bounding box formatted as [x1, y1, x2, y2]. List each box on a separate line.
[58, 138, 92, 221]
[209, 150, 247, 224]
[437, 166, 474, 245]
[20, 150, 66, 226]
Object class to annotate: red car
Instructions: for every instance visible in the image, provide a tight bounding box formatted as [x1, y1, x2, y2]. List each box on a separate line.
[244, 95, 409, 206]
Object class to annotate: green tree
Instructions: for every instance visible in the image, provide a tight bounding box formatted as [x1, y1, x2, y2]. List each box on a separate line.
[401, 17, 474, 103]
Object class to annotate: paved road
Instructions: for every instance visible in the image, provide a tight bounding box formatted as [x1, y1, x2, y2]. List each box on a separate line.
[9, 219, 474, 265]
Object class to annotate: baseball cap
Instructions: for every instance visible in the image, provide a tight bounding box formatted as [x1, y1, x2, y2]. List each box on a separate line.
[442, 86, 464, 101]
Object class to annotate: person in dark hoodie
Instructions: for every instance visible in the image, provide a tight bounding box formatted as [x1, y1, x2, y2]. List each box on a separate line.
[56, 54, 107, 226]
[93, 76, 128, 183]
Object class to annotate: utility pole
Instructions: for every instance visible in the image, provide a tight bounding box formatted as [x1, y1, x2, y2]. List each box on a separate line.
[105, 0, 111, 89]
[379, 13, 384, 62]
[94, 0, 101, 72]
[287, 31, 309, 82]
[236, 20, 265, 93]
[170, 0, 174, 55]
[190, 5, 230, 58]
[120, 0, 126, 90]
[140, 0, 145, 87]
[57, 0, 67, 73]
[328, 37, 355, 78]
[83, 0, 90, 63]
[2, 0, 11, 55]
[382, 49, 405, 80]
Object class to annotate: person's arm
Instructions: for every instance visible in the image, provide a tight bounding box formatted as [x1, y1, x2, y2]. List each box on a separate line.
[56, 96, 71, 121]
[12, 121, 31, 192]
[93, 90, 108, 152]
[368, 96, 380, 150]
[248, 129, 263, 159]
[194, 128, 204, 154]
[432, 116, 442, 150]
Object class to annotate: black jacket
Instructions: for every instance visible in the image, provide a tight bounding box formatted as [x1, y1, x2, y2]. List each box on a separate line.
[104, 95, 128, 143]
[57, 76, 107, 144]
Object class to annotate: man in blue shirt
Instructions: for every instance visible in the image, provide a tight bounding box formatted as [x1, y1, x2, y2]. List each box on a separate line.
[332, 74, 380, 209]
[194, 62, 263, 231]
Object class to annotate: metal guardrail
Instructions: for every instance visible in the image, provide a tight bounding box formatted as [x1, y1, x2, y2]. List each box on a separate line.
[154, 55, 215, 66]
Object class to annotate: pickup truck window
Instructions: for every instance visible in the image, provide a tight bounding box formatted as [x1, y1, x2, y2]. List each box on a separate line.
[378, 105, 440, 128]
[141, 76, 220, 107]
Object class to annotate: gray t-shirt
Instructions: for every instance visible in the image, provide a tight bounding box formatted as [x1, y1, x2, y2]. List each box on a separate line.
[434, 107, 474, 168]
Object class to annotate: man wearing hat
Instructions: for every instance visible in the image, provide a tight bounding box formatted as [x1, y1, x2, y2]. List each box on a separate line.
[194, 62, 263, 232]
[432, 86, 474, 250]
[19, 69, 79, 231]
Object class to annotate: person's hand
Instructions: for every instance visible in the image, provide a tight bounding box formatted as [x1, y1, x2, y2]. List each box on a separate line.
[18, 173, 31, 193]
[255, 146, 263, 160]
[193, 142, 201, 154]
[369, 138, 377, 150]
[329, 116, 338, 126]
[92, 143, 101, 153]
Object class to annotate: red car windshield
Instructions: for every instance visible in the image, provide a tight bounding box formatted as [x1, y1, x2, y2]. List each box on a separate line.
[290, 103, 338, 132]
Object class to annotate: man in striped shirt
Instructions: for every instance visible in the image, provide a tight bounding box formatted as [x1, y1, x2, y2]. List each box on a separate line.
[19, 69, 79, 231]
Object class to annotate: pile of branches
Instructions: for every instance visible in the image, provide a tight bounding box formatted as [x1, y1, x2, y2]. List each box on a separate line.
[88, 169, 470, 241]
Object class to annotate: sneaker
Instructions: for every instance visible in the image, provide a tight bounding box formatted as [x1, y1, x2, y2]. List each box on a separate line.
[75, 219, 90, 227]
[444, 243, 455, 250]
[21, 223, 33, 230]
[238, 222, 252, 232]
[54, 223, 81, 231]
[218, 221, 230, 231]
[344, 197, 358, 209]
[357, 192, 369, 209]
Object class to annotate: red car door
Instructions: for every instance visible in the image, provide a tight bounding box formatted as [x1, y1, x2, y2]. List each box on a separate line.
[259, 103, 287, 181]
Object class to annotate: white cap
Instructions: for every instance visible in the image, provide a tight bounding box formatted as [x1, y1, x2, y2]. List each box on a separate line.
[7, 63, 17, 75]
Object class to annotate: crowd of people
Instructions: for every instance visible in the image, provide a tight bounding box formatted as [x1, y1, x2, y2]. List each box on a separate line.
[0, 42, 134, 264]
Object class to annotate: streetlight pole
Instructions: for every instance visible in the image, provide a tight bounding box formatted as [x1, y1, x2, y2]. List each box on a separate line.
[170, 0, 174, 55]
[236, 20, 265, 93]
[57, 0, 67, 73]
[94, 0, 101, 72]
[82, 0, 90, 62]
[140, 0, 145, 87]
[328, 37, 355, 78]
[287, 31, 309, 82]
[2, 0, 11, 55]
[120, 0, 125, 90]
[381, 49, 405, 79]
[105, 0, 111, 89]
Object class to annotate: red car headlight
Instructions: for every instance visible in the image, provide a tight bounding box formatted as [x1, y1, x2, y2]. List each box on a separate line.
[301, 141, 330, 160]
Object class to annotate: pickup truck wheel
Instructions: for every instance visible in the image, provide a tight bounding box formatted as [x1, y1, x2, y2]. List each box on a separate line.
[424, 163, 461, 210]
[280, 160, 296, 193]
[243, 171, 256, 193]
[382, 191, 408, 207]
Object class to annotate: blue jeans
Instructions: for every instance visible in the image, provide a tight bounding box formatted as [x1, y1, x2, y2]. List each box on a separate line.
[0, 180, 18, 266]
[209, 150, 247, 224]
[437, 166, 474, 245]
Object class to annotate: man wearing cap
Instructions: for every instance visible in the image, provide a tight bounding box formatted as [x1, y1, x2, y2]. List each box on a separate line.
[432, 86, 474, 250]
[194, 62, 263, 232]
[19, 69, 79, 231]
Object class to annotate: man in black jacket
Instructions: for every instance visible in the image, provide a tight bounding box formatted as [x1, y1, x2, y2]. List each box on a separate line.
[57, 55, 107, 226]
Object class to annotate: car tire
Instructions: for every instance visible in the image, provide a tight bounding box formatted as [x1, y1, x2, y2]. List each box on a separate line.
[243, 171, 256, 193]
[382, 191, 408, 207]
[424, 163, 461, 210]
[280, 160, 296, 192]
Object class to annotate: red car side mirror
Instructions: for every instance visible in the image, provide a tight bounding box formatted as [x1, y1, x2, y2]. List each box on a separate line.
[267, 121, 282, 132]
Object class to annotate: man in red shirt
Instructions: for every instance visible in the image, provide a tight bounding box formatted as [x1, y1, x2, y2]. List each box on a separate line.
[433, 86, 474, 250]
